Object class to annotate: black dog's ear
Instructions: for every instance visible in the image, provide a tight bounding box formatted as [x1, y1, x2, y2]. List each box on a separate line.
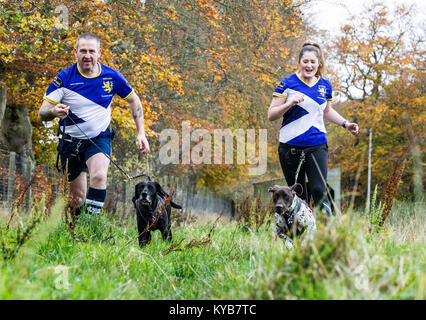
[134, 183, 143, 199]
[291, 183, 303, 196]
[134, 184, 139, 200]
[154, 182, 166, 196]
[268, 185, 280, 193]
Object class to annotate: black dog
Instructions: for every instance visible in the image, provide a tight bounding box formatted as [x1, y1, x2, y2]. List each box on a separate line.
[132, 181, 182, 248]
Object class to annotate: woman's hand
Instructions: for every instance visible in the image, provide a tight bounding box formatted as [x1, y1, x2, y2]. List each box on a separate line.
[346, 122, 359, 135]
[288, 93, 304, 107]
[268, 93, 304, 121]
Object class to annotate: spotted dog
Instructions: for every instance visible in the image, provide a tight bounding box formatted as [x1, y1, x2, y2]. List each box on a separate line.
[268, 183, 316, 249]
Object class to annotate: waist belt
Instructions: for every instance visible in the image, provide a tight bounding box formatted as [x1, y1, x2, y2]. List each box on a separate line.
[59, 124, 112, 142]
[280, 142, 326, 155]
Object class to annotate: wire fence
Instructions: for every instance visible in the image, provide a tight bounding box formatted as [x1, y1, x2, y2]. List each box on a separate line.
[1, 147, 343, 220]
[0, 149, 63, 214]
[0, 149, 235, 219]
[105, 171, 236, 220]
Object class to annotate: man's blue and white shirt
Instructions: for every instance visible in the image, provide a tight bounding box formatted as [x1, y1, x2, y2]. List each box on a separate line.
[44, 62, 134, 139]
[273, 73, 332, 147]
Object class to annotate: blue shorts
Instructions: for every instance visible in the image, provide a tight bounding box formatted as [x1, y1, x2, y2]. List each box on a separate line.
[57, 130, 115, 182]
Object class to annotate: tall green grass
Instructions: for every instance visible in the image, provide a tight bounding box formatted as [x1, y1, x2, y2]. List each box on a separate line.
[0, 198, 424, 299]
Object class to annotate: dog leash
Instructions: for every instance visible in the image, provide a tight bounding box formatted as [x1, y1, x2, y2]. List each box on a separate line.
[59, 115, 149, 181]
[294, 150, 305, 182]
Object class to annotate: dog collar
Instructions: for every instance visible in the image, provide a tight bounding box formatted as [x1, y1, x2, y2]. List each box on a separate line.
[284, 196, 300, 217]
[132, 194, 166, 225]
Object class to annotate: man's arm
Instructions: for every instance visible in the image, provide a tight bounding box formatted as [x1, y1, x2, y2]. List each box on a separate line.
[126, 92, 150, 153]
[38, 99, 69, 121]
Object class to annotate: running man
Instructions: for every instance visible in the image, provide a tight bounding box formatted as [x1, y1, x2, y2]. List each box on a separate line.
[39, 33, 149, 216]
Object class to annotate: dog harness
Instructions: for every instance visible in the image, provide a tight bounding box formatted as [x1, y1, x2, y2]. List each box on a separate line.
[132, 194, 166, 225]
[275, 195, 305, 237]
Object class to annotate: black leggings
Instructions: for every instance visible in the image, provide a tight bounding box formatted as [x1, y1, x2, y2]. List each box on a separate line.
[278, 142, 332, 215]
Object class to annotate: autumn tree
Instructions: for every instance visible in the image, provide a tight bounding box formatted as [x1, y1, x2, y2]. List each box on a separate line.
[204, 0, 304, 192]
[0, 0, 64, 158]
[1, 0, 307, 199]
[135, 0, 306, 193]
[325, 1, 425, 204]
[0, 0, 184, 167]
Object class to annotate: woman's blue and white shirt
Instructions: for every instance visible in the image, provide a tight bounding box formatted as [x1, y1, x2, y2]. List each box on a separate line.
[273, 73, 332, 147]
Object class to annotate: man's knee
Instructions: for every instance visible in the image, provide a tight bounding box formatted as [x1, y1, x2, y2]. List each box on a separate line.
[90, 169, 108, 185]
[86, 153, 109, 188]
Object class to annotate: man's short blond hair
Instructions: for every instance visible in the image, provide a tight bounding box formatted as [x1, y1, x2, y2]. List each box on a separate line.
[76, 33, 100, 49]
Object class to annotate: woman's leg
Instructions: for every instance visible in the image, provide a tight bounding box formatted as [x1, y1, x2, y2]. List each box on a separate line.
[305, 144, 332, 216]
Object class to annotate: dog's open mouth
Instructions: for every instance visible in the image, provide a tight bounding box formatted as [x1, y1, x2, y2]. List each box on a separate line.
[139, 199, 151, 205]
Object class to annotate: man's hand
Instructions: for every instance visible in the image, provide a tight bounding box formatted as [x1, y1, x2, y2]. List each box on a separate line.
[53, 104, 70, 119]
[137, 133, 150, 154]
[39, 100, 70, 122]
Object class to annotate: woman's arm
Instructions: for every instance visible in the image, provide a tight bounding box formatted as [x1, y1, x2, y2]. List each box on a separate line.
[323, 101, 359, 135]
[268, 94, 304, 121]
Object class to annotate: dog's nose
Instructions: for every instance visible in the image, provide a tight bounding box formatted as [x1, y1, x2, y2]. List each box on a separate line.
[275, 204, 283, 213]
[141, 192, 147, 199]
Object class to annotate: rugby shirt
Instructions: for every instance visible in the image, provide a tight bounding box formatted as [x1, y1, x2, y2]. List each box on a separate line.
[272, 73, 333, 147]
[44, 62, 134, 139]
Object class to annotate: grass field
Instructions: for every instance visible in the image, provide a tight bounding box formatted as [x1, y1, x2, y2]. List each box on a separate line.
[0, 198, 424, 300]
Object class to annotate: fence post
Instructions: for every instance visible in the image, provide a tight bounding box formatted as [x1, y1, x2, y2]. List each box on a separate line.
[191, 183, 197, 217]
[366, 128, 373, 215]
[25, 159, 33, 211]
[7, 151, 16, 209]
[176, 176, 182, 205]
[127, 179, 132, 218]
[183, 176, 189, 217]
[163, 175, 169, 192]
[122, 180, 127, 218]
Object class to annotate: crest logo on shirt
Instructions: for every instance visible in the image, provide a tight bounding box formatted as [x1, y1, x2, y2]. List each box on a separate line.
[318, 85, 326, 97]
[102, 81, 113, 94]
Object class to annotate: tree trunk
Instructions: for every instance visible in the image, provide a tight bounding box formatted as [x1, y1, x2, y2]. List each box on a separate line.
[0, 72, 6, 125]
[0, 104, 33, 159]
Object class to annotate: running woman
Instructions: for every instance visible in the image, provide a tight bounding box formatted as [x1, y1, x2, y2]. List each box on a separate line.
[268, 42, 359, 215]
